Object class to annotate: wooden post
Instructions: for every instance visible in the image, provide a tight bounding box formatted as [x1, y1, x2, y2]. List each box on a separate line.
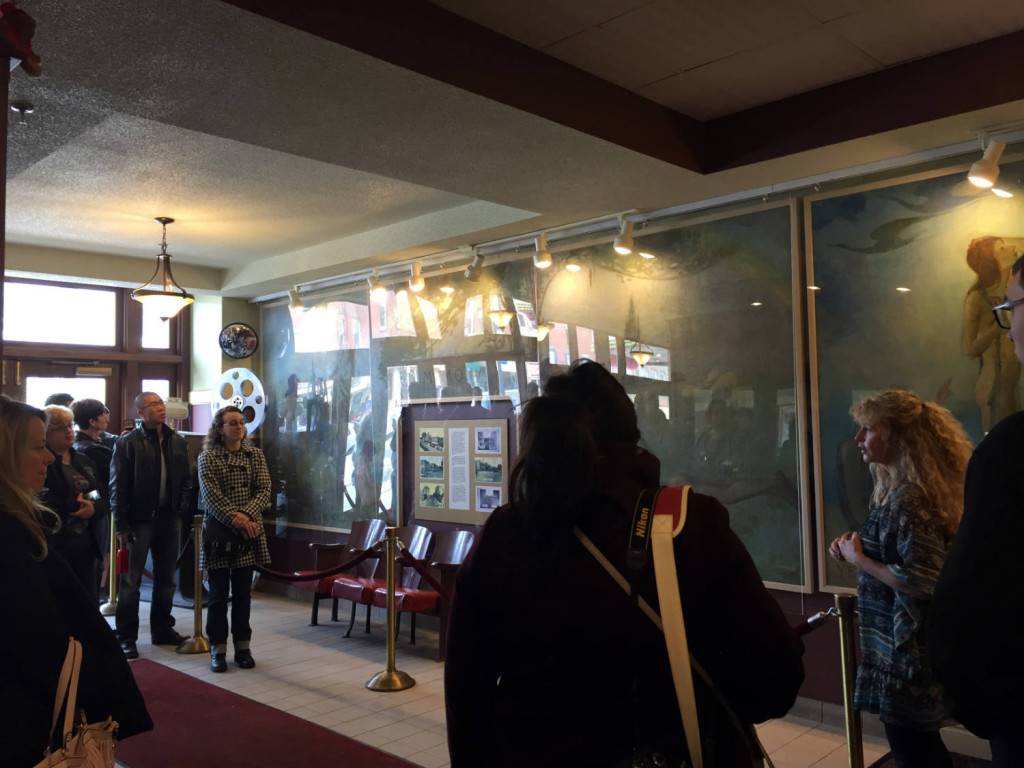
[0, 59, 11, 391]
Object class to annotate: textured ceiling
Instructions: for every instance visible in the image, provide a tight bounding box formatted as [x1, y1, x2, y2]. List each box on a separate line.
[4, 0, 1023, 298]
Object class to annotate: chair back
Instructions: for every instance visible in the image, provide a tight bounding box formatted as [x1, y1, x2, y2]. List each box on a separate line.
[347, 519, 387, 579]
[395, 525, 434, 588]
[431, 529, 475, 568]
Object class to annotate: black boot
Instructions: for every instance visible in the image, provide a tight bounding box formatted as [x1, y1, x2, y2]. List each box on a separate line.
[234, 649, 255, 669]
[211, 653, 227, 673]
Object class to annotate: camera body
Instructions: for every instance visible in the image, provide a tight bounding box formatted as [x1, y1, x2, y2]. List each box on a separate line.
[84, 489, 101, 502]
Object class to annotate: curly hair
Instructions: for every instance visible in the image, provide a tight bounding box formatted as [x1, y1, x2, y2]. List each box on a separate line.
[203, 406, 250, 452]
[850, 390, 973, 534]
[0, 396, 57, 558]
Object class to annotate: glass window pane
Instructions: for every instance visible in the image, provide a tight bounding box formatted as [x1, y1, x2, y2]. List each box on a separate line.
[142, 379, 170, 401]
[464, 295, 483, 336]
[25, 377, 106, 409]
[141, 302, 170, 349]
[465, 361, 488, 394]
[496, 360, 519, 407]
[575, 326, 595, 360]
[609, 335, 619, 373]
[548, 322, 570, 365]
[4, 283, 116, 346]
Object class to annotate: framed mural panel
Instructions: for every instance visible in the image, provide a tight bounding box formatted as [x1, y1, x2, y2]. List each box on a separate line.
[807, 158, 1024, 591]
[537, 200, 812, 590]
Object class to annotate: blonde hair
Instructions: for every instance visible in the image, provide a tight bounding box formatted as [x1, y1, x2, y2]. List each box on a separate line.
[44, 404, 74, 431]
[850, 390, 973, 534]
[0, 396, 57, 558]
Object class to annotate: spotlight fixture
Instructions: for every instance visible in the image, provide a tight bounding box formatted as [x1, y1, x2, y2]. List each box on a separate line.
[367, 270, 387, 299]
[565, 257, 581, 272]
[536, 321, 554, 341]
[638, 249, 655, 260]
[533, 234, 552, 269]
[968, 140, 1005, 188]
[992, 187, 1014, 198]
[613, 218, 634, 255]
[628, 342, 653, 368]
[439, 280, 456, 294]
[288, 286, 304, 309]
[131, 216, 194, 320]
[409, 261, 425, 292]
[465, 251, 485, 282]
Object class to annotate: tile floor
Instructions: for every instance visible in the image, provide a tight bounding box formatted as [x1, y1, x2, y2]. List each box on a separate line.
[115, 589, 891, 768]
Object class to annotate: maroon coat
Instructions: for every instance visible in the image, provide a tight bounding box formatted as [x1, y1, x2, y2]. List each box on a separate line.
[445, 443, 804, 767]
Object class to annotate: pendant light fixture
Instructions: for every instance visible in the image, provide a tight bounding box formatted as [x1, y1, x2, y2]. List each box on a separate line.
[536, 321, 554, 341]
[131, 217, 194, 320]
[629, 341, 654, 367]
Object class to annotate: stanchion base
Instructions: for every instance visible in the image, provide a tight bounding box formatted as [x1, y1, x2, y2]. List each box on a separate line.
[99, 601, 116, 616]
[176, 636, 210, 655]
[366, 669, 416, 692]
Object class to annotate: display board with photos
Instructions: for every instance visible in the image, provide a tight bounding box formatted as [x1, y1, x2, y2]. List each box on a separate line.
[401, 398, 515, 525]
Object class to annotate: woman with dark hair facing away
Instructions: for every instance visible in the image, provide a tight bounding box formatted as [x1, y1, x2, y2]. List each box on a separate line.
[0, 396, 152, 764]
[445, 361, 804, 768]
[830, 390, 973, 768]
[199, 405, 271, 673]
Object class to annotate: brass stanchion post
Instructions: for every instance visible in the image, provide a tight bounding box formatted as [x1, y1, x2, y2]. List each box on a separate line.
[177, 515, 210, 654]
[100, 511, 117, 616]
[835, 593, 864, 768]
[366, 527, 415, 691]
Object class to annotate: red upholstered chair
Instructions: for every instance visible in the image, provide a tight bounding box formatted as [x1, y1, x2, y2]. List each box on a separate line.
[332, 524, 434, 638]
[371, 529, 475, 659]
[293, 519, 386, 626]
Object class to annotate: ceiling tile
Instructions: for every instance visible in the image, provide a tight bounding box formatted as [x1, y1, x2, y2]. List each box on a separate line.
[637, 73, 749, 121]
[688, 26, 882, 107]
[428, 0, 653, 50]
[542, 25, 678, 90]
[827, 0, 1024, 65]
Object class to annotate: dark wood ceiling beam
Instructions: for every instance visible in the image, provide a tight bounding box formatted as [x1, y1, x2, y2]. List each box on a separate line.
[219, 0, 708, 173]
[221, 2, 1022, 176]
[704, 31, 1024, 172]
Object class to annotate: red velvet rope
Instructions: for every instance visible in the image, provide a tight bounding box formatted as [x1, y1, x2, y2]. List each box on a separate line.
[256, 541, 383, 583]
[396, 546, 453, 601]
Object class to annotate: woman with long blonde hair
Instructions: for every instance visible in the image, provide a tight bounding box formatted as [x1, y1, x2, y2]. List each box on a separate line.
[0, 396, 152, 763]
[829, 389, 972, 768]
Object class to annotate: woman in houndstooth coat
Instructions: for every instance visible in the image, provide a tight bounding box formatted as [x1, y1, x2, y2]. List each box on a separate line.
[198, 405, 271, 673]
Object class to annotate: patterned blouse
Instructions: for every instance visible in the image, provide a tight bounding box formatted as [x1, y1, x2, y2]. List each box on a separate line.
[198, 443, 272, 571]
[854, 483, 951, 728]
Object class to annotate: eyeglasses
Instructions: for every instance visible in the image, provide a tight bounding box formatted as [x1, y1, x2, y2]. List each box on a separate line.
[48, 424, 74, 432]
[222, 420, 246, 428]
[992, 297, 1024, 330]
[141, 400, 164, 410]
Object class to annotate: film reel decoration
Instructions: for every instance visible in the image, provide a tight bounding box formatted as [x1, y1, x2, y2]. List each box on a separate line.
[212, 368, 267, 435]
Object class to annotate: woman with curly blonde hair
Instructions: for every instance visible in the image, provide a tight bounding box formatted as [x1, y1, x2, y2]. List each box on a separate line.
[829, 389, 972, 768]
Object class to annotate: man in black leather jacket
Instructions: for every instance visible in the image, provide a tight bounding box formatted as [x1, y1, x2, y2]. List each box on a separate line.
[109, 392, 192, 658]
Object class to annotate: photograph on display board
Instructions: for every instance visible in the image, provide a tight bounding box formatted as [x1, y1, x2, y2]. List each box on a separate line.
[420, 482, 446, 508]
[475, 427, 501, 453]
[474, 457, 503, 483]
[419, 427, 445, 453]
[476, 485, 502, 512]
[420, 456, 444, 479]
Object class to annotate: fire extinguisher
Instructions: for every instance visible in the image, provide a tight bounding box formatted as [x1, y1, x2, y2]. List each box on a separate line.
[116, 544, 129, 575]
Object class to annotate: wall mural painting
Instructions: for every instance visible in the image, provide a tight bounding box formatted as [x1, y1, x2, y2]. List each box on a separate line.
[537, 202, 808, 588]
[808, 160, 1024, 590]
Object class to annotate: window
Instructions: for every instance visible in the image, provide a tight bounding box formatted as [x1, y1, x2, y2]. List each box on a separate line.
[575, 326, 595, 361]
[4, 282, 117, 346]
[141, 302, 170, 349]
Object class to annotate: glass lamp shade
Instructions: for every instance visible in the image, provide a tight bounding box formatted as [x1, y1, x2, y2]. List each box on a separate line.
[488, 309, 515, 328]
[629, 345, 653, 367]
[131, 253, 194, 320]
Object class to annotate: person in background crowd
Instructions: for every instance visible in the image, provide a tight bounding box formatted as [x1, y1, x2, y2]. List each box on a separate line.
[446, 360, 804, 768]
[44, 392, 74, 408]
[198, 405, 271, 673]
[0, 396, 152, 765]
[830, 390, 973, 768]
[73, 397, 117, 599]
[110, 392, 192, 659]
[43, 405, 105, 606]
[930, 253, 1024, 768]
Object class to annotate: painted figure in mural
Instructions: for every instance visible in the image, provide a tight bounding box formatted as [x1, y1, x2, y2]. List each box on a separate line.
[829, 390, 972, 768]
[961, 236, 1021, 432]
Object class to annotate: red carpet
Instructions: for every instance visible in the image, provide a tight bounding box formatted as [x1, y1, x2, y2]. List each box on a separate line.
[117, 659, 418, 768]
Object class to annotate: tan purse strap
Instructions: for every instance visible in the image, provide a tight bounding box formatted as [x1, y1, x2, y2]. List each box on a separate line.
[48, 637, 83, 745]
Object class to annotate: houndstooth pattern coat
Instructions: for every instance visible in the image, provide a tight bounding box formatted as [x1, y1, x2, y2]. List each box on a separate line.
[198, 443, 272, 571]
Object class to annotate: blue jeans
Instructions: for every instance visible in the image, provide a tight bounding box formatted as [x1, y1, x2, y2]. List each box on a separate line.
[206, 566, 255, 647]
[883, 724, 953, 768]
[116, 514, 182, 641]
